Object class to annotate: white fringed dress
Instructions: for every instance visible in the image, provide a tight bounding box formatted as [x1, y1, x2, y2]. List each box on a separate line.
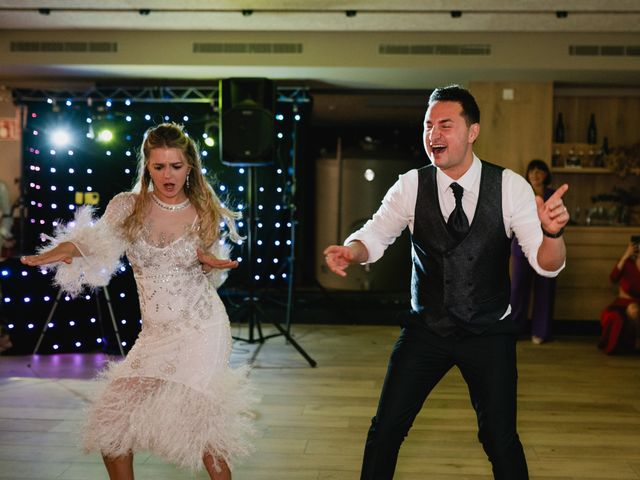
[42, 192, 255, 471]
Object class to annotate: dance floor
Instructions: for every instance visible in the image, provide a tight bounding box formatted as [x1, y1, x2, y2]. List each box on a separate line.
[1, 324, 639, 479]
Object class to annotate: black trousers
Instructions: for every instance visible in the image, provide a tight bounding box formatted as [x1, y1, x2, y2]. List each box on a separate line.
[361, 315, 529, 480]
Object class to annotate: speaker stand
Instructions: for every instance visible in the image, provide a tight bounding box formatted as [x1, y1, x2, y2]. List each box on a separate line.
[229, 166, 316, 367]
[33, 287, 125, 356]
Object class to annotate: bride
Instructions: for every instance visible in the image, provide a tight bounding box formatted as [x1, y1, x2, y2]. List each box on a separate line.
[21, 122, 255, 480]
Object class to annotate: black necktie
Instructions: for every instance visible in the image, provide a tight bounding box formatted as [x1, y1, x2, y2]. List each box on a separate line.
[447, 182, 469, 241]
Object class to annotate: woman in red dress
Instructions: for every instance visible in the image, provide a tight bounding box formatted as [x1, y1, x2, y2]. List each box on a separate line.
[599, 239, 640, 354]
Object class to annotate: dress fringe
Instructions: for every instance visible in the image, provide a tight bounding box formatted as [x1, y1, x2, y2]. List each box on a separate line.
[82, 362, 257, 472]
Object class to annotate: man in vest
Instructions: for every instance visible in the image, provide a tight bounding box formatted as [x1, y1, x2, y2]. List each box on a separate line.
[324, 85, 569, 480]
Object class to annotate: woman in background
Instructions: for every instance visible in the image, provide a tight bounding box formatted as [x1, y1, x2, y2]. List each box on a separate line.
[510, 159, 557, 344]
[599, 239, 640, 354]
[21, 123, 254, 480]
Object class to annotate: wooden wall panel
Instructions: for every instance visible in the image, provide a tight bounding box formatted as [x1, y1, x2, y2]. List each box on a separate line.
[469, 81, 553, 175]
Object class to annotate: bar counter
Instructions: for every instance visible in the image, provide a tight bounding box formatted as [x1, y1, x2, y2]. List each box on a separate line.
[552, 225, 639, 321]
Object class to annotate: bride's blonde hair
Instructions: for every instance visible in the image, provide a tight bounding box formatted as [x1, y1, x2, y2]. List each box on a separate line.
[122, 122, 241, 248]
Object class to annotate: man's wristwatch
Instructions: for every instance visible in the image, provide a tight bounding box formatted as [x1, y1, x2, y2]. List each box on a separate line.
[542, 227, 565, 238]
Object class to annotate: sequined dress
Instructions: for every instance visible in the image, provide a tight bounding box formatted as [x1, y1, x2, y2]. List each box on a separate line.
[43, 192, 254, 471]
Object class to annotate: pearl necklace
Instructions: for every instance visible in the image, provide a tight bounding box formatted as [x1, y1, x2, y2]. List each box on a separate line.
[151, 194, 190, 211]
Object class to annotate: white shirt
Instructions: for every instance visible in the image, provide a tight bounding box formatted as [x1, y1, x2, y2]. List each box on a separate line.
[346, 155, 564, 278]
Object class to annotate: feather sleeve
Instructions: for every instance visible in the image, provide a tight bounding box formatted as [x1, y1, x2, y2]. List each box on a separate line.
[38, 192, 135, 297]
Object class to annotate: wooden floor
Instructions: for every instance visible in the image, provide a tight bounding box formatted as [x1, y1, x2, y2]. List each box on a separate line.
[1, 324, 639, 480]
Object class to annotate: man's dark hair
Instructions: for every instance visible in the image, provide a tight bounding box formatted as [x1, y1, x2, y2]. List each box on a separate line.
[428, 85, 480, 126]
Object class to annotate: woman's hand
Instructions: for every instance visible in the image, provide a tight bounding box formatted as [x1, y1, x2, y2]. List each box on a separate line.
[197, 248, 239, 274]
[20, 241, 78, 267]
[622, 242, 637, 262]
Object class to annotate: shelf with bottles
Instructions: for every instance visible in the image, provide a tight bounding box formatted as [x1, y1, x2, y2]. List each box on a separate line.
[551, 166, 613, 174]
[551, 142, 608, 171]
[553, 167, 640, 176]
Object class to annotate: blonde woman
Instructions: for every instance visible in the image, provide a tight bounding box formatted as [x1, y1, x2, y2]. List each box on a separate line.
[21, 123, 254, 480]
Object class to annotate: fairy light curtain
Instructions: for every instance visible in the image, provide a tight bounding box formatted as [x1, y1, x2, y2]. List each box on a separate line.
[0, 86, 310, 354]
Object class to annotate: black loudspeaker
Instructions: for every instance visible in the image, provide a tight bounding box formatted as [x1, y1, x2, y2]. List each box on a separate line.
[219, 78, 275, 166]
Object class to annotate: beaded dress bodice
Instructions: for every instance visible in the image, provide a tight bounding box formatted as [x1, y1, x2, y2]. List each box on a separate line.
[124, 195, 224, 339]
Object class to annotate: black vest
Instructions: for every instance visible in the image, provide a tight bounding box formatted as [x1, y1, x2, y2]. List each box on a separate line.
[411, 161, 511, 336]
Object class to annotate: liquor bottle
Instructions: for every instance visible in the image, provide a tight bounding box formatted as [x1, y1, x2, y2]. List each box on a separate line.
[595, 137, 609, 168]
[587, 113, 597, 144]
[594, 148, 604, 167]
[554, 113, 565, 143]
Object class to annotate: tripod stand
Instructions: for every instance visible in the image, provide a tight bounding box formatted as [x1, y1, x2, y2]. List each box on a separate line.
[33, 286, 125, 356]
[228, 165, 316, 367]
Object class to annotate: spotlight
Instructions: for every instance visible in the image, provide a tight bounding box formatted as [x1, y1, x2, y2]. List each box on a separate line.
[202, 120, 218, 148]
[556, 11, 568, 18]
[450, 10, 462, 18]
[345, 10, 357, 17]
[97, 129, 114, 143]
[242, 9, 253, 16]
[50, 129, 71, 148]
[139, 9, 151, 15]
[364, 168, 375, 182]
